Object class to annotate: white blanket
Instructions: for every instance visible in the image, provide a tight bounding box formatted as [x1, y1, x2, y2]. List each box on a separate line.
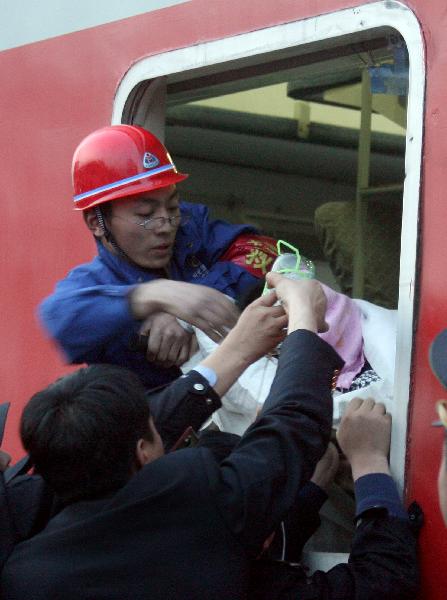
[182, 299, 397, 434]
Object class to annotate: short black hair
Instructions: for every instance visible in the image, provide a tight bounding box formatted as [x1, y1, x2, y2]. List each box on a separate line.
[98, 201, 113, 219]
[21, 365, 153, 504]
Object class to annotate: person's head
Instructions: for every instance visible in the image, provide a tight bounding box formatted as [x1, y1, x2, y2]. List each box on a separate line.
[429, 330, 447, 525]
[72, 125, 189, 269]
[20, 365, 164, 504]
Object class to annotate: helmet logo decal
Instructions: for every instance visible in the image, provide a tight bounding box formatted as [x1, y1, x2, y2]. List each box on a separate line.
[143, 152, 160, 169]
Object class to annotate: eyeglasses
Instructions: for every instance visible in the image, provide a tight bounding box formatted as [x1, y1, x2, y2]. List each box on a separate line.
[138, 214, 190, 231]
[112, 213, 190, 231]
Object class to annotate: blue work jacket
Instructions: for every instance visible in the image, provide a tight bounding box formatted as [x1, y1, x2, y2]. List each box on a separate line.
[39, 202, 258, 388]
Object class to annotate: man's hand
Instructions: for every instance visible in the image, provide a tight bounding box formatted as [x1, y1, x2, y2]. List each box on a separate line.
[130, 280, 240, 343]
[336, 398, 391, 481]
[265, 273, 328, 334]
[221, 290, 288, 365]
[139, 312, 199, 368]
[200, 290, 288, 397]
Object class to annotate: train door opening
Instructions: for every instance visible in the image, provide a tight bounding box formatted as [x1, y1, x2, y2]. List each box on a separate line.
[113, 0, 424, 565]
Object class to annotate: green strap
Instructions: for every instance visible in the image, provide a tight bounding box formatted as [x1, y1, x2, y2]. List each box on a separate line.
[276, 239, 301, 274]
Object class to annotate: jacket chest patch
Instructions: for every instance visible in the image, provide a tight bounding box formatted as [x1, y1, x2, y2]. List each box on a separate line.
[187, 255, 209, 279]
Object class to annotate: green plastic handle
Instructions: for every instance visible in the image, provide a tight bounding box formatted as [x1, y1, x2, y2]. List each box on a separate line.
[276, 239, 301, 274]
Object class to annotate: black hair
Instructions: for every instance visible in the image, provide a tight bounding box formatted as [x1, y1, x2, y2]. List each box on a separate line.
[98, 202, 113, 219]
[20, 365, 153, 504]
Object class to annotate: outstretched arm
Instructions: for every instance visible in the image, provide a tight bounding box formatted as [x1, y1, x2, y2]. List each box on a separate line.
[147, 288, 287, 447]
[206, 277, 343, 555]
[305, 398, 419, 600]
[250, 399, 419, 600]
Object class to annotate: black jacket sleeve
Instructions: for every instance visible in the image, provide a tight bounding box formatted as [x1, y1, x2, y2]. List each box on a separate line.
[265, 481, 327, 563]
[313, 515, 419, 600]
[146, 371, 222, 450]
[206, 329, 344, 556]
[250, 514, 419, 600]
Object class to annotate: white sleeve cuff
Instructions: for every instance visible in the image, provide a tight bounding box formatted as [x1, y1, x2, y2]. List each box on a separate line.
[193, 365, 218, 387]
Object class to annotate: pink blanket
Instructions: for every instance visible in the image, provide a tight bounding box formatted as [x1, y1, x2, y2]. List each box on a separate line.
[319, 283, 365, 389]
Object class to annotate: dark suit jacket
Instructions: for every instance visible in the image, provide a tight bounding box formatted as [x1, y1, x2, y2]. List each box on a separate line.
[0, 330, 342, 600]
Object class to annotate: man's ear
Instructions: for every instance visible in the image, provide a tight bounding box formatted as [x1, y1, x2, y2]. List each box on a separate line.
[135, 438, 159, 468]
[135, 438, 150, 468]
[135, 419, 164, 469]
[84, 209, 105, 239]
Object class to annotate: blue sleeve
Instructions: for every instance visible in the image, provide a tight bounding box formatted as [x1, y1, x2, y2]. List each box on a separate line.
[184, 202, 257, 265]
[355, 473, 407, 520]
[39, 281, 137, 364]
[195, 261, 259, 299]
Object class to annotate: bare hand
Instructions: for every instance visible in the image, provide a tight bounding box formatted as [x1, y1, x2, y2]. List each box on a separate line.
[221, 290, 288, 366]
[265, 274, 328, 334]
[131, 280, 240, 343]
[0, 450, 11, 472]
[140, 312, 198, 368]
[311, 442, 340, 493]
[336, 398, 391, 481]
[199, 291, 287, 397]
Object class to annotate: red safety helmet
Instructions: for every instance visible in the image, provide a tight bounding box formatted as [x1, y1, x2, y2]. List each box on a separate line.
[72, 125, 188, 210]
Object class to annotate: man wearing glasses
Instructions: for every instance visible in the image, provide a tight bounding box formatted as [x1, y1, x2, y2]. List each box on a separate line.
[429, 330, 447, 524]
[39, 125, 259, 389]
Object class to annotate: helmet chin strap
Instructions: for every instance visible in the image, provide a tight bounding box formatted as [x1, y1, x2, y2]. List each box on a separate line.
[94, 206, 127, 258]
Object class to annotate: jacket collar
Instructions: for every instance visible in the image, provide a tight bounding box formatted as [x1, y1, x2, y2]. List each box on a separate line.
[96, 240, 157, 284]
